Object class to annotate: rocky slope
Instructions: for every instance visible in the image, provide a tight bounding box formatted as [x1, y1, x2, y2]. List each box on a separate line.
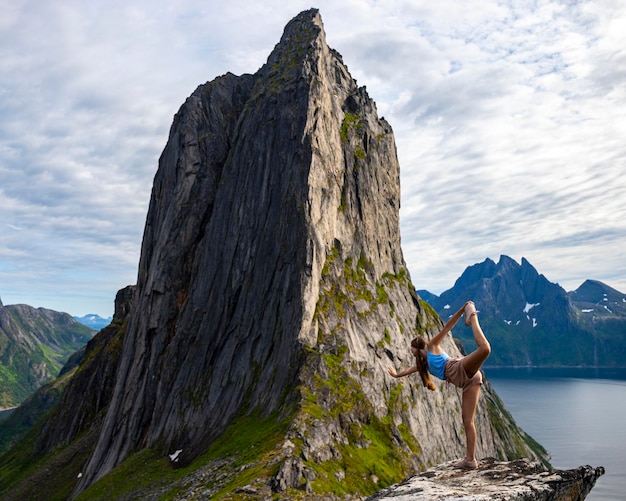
[0, 297, 94, 408]
[420, 255, 626, 367]
[0, 10, 582, 500]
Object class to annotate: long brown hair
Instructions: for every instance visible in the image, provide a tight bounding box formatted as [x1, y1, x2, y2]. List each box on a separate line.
[411, 337, 436, 391]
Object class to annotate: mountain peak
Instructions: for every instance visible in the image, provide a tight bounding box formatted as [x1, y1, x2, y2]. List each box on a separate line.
[3, 13, 546, 500]
[74, 9, 413, 489]
[571, 279, 625, 304]
[263, 9, 324, 80]
[422, 255, 626, 367]
[278, 8, 321, 43]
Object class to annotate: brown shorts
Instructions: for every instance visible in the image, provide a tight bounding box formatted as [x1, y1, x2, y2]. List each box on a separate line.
[444, 358, 483, 392]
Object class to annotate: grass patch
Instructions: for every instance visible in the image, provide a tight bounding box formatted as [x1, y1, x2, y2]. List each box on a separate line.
[340, 113, 362, 143]
[75, 449, 177, 501]
[305, 415, 418, 497]
[76, 411, 292, 501]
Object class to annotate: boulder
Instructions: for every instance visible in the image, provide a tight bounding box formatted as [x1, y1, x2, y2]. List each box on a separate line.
[368, 457, 605, 501]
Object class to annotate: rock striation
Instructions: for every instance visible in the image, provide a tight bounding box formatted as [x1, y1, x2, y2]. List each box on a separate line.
[0, 9, 602, 501]
[367, 458, 605, 501]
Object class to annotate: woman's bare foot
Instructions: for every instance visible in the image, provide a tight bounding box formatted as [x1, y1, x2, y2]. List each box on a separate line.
[464, 301, 478, 326]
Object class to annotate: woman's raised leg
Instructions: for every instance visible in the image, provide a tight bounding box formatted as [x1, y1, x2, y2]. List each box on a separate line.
[461, 309, 491, 377]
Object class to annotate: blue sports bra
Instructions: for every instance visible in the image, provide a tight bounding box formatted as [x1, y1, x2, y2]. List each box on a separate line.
[426, 350, 450, 380]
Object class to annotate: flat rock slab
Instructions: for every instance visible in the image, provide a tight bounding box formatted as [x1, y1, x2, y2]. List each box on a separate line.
[367, 457, 604, 501]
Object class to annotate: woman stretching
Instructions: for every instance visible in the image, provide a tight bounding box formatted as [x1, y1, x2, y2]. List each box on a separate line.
[387, 301, 491, 469]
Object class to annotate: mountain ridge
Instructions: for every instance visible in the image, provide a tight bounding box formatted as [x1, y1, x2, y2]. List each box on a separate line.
[73, 314, 112, 330]
[419, 255, 626, 367]
[0, 296, 95, 409]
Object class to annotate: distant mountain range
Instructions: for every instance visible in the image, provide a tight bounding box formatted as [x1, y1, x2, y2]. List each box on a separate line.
[418, 255, 626, 367]
[0, 298, 95, 408]
[73, 314, 112, 330]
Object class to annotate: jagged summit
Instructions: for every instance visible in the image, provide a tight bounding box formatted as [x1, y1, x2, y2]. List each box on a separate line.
[420, 255, 626, 367]
[0, 11, 548, 500]
[76, 8, 410, 490]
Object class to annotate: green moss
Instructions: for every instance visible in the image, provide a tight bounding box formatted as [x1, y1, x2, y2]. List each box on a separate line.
[303, 412, 420, 497]
[377, 328, 392, 349]
[397, 422, 421, 454]
[75, 449, 176, 501]
[417, 298, 441, 331]
[383, 328, 391, 344]
[357, 253, 372, 273]
[310, 421, 402, 494]
[387, 383, 403, 413]
[419, 298, 437, 317]
[297, 337, 422, 498]
[340, 113, 362, 143]
[338, 187, 347, 212]
[300, 385, 325, 420]
[314, 351, 364, 419]
[317, 247, 379, 321]
[375, 282, 389, 304]
[194, 413, 290, 499]
[381, 268, 408, 286]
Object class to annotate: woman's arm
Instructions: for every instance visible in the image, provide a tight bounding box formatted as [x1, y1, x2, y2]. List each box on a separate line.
[387, 365, 418, 378]
[428, 302, 468, 350]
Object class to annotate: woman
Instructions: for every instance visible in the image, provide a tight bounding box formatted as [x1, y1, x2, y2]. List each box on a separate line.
[387, 301, 491, 469]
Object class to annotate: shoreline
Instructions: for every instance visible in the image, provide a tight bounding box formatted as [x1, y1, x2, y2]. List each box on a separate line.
[484, 365, 626, 369]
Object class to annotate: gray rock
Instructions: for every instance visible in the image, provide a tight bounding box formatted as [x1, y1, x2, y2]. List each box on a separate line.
[367, 458, 605, 501]
[21, 9, 585, 500]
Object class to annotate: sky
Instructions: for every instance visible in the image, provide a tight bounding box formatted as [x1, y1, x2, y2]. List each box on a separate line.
[1, 0, 625, 317]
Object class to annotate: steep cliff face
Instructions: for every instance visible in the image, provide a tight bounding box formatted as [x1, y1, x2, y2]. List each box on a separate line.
[70, 10, 546, 496]
[0, 10, 554, 500]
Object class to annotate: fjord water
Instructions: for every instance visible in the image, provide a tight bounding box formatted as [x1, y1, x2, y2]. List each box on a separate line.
[486, 368, 626, 500]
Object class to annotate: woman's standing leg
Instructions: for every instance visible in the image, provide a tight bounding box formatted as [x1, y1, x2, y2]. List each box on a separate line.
[460, 384, 481, 465]
[457, 302, 490, 468]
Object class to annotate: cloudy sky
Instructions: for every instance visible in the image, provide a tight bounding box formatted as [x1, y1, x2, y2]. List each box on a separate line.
[1, 0, 625, 317]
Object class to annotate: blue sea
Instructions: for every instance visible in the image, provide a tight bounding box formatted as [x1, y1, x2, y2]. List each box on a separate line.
[486, 368, 626, 501]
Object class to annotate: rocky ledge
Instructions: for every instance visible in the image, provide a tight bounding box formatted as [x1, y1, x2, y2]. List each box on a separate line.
[367, 458, 604, 501]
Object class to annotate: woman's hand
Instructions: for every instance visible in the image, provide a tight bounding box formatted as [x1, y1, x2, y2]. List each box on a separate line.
[387, 365, 399, 378]
[455, 302, 469, 318]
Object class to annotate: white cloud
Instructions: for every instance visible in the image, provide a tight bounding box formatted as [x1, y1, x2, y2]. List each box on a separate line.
[0, 0, 625, 315]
